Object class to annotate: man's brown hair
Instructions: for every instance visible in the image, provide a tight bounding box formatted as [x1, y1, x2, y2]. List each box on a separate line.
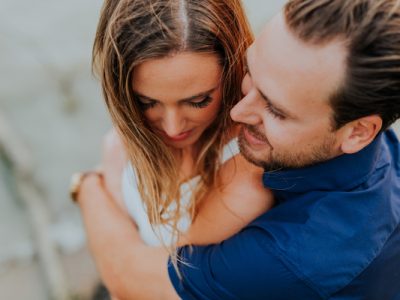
[285, 0, 400, 130]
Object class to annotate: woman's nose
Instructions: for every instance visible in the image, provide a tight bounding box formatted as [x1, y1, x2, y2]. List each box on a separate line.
[162, 109, 185, 137]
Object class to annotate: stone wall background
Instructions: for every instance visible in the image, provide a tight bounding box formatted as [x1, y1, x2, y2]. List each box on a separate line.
[0, 1, 287, 299]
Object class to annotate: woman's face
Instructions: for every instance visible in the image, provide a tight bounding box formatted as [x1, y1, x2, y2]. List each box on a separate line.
[132, 52, 223, 149]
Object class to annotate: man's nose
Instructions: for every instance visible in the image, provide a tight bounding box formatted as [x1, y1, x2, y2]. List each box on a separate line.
[162, 109, 185, 137]
[230, 91, 263, 125]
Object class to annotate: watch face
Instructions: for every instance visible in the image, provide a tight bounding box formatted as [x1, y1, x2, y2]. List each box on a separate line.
[69, 171, 102, 202]
[70, 173, 82, 190]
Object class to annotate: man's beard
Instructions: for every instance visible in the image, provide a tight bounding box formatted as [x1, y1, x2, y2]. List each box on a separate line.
[238, 125, 337, 172]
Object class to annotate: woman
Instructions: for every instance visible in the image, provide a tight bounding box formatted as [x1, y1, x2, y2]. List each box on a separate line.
[92, 0, 273, 255]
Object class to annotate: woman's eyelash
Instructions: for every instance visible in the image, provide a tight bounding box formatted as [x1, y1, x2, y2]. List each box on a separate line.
[137, 95, 212, 110]
[188, 96, 212, 108]
[139, 100, 157, 109]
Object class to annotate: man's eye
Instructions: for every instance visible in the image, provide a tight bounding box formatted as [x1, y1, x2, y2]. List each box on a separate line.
[265, 104, 285, 120]
[188, 96, 212, 108]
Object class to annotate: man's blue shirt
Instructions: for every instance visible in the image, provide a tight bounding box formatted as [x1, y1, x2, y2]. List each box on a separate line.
[168, 129, 400, 299]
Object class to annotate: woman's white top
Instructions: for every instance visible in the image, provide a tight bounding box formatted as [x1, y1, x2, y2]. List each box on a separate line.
[122, 138, 239, 246]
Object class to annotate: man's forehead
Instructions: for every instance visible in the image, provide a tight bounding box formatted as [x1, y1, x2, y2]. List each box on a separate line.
[246, 11, 347, 120]
[255, 12, 347, 63]
[257, 12, 285, 46]
[252, 13, 346, 96]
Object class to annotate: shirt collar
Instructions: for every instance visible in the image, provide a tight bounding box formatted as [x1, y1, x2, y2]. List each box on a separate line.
[262, 133, 383, 198]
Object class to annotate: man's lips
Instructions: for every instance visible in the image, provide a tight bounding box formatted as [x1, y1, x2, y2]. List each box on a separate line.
[243, 126, 268, 146]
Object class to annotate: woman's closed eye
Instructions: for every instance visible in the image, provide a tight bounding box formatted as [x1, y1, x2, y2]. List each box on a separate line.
[187, 95, 212, 108]
[138, 95, 213, 110]
[138, 99, 157, 110]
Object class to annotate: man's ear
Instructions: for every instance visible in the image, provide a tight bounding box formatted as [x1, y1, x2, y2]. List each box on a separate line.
[339, 115, 382, 154]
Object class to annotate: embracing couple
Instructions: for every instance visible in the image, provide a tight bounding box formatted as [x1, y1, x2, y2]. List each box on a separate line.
[73, 0, 400, 299]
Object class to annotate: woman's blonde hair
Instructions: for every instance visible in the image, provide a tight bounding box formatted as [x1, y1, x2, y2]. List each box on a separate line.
[92, 0, 252, 253]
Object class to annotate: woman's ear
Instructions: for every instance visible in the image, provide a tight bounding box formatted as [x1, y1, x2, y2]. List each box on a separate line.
[339, 115, 382, 154]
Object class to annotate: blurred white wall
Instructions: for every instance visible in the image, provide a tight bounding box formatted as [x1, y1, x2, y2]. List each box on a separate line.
[244, 0, 286, 33]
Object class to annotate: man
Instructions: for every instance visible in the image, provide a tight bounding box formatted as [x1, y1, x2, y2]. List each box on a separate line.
[78, 0, 400, 299]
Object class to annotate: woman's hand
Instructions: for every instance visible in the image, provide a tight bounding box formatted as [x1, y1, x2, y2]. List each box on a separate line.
[100, 128, 128, 212]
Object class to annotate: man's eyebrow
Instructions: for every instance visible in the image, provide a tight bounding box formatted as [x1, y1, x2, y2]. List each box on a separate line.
[245, 55, 295, 119]
[133, 86, 219, 103]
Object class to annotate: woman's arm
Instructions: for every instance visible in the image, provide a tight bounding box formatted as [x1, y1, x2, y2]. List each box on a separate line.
[178, 153, 274, 246]
[100, 129, 131, 215]
[78, 175, 179, 300]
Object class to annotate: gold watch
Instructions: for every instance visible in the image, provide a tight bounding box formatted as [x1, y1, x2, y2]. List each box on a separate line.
[69, 171, 103, 203]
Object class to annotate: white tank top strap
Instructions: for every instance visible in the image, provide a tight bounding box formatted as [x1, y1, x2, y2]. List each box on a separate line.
[221, 137, 240, 164]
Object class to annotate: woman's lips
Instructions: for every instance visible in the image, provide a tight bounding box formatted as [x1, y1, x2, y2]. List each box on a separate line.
[164, 130, 193, 142]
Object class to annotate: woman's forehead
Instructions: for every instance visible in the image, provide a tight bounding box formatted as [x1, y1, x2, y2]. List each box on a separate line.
[132, 52, 222, 102]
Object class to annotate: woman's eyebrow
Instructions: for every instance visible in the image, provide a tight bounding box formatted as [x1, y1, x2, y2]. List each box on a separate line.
[133, 86, 219, 103]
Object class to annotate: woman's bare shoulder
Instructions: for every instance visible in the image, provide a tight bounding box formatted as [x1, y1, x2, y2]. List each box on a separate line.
[180, 153, 274, 246]
[216, 153, 274, 220]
